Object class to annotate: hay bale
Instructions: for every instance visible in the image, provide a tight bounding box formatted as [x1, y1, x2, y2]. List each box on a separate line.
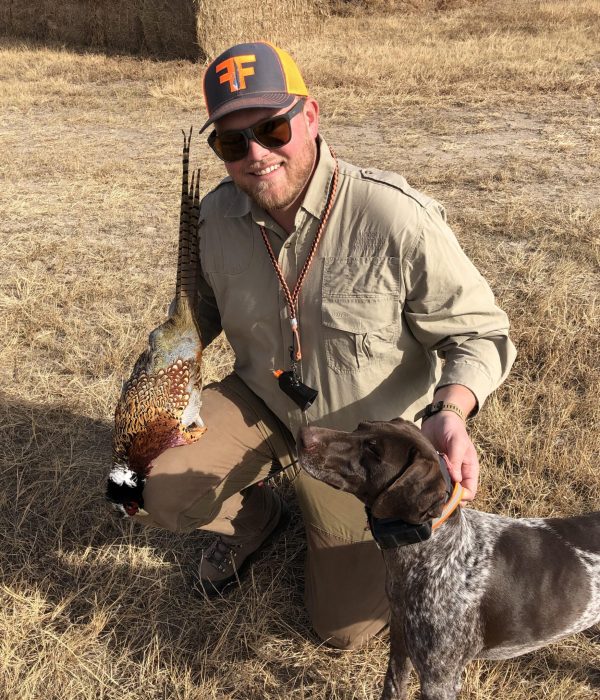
[0, 0, 198, 59]
[192, 0, 328, 61]
[137, 0, 198, 58]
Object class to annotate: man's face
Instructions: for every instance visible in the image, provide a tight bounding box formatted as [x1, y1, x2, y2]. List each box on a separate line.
[215, 98, 319, 213]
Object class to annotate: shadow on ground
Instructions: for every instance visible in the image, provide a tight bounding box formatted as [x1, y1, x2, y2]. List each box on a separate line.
[0, 394, 319, 695]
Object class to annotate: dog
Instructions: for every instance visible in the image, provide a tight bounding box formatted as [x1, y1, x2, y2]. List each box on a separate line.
[297, 418, 600, 700]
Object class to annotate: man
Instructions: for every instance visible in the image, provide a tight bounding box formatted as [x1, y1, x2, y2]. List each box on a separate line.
[135, 41, 516, 650]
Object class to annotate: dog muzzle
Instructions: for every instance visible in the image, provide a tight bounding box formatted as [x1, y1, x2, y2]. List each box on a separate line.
[366, 453, 463, 549]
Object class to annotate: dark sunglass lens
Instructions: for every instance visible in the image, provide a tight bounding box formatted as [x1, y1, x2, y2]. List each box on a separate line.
[215, 131, 248, 161]
[254, 116, 291, 148]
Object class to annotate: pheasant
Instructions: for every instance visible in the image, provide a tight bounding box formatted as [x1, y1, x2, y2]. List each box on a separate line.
[106, 129, 206, 517]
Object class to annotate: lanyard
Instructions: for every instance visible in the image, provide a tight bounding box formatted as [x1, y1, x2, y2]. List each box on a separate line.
[259, 153, 339, 364]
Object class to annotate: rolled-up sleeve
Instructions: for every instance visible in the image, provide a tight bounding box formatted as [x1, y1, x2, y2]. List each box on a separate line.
[403, 203, 516, 410]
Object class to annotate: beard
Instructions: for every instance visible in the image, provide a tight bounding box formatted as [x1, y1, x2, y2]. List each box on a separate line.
[237, 132, 317, 213]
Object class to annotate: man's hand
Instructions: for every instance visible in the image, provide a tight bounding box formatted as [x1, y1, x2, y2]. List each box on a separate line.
[419, 384, 479, 501]
[420, 411, 479, 502]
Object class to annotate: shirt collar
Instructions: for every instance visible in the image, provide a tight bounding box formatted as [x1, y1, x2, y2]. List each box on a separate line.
[300, 135, 336, 220]
[250, 200, 287, 240]
[224, 177, 252, 218]
[223, 182, 282, 235]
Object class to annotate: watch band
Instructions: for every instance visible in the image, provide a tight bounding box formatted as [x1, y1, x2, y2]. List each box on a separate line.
[414, 400, 466, 423]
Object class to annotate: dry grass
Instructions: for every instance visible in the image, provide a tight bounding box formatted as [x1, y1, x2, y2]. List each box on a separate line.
[1, 0, 600, 698]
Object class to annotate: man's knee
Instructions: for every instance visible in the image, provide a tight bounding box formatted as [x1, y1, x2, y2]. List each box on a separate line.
[132, 374, 294, 532]
[302, 524, 389, 649]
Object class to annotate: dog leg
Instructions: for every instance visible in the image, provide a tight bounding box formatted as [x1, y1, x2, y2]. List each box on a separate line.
[381, 620, 412, 700]
[416, 665, 463, 700]
[419, 680, 461, 700]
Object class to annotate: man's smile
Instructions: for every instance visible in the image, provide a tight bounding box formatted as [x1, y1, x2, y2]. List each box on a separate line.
[248, 163, 283, 177]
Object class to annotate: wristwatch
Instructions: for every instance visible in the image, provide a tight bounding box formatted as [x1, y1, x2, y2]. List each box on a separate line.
[414, 400, 466, 423]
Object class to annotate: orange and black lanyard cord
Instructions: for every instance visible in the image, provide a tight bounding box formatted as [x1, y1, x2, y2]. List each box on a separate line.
[259, 152, 339, 370]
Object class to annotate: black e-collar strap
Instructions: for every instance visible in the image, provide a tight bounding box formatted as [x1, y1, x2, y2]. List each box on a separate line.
[366, 454, 453, 549]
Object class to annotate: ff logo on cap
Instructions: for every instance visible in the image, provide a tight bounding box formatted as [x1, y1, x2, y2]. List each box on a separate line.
[216, 54, 256, 93]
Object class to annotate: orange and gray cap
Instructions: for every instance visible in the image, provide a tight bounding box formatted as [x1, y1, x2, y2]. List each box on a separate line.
[200, 41, 308, 133]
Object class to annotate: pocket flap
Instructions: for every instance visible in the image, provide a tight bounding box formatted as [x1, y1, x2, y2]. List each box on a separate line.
[322, 298, 398, 333]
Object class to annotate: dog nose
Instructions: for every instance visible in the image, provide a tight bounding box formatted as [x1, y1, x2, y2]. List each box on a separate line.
[297, 426, 318, 451]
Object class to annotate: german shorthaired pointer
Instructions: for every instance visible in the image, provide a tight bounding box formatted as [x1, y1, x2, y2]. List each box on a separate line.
[297, 418, 600, 700]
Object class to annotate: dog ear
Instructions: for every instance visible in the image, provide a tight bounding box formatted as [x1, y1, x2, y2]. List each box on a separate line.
[371, 456, 447, 522]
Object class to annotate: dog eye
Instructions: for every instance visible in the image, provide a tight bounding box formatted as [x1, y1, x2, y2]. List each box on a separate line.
[364, 439, 380, 457]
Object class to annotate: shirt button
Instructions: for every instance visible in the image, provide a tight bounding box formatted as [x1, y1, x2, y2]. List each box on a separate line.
[284, 242, 291, 249]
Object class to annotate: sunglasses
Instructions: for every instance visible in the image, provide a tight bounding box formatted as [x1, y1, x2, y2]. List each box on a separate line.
[207, 99, 306, 163]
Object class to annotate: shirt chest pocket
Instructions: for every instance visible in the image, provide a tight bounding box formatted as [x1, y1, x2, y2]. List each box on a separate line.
[321, 257, 401, 374]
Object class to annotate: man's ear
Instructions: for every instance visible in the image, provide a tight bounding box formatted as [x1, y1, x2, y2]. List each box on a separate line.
[371, 456, 447, 523]
[302, 96, 319, 139]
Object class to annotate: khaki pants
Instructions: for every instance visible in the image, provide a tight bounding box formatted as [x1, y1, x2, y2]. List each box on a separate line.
[136, 373, 389, 649]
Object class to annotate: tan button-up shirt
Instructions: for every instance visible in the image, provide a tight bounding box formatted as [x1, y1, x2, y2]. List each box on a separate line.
[196, 138, 516, 439]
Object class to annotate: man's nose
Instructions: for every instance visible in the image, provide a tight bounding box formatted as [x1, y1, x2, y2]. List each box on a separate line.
[246, 137, 273, 161]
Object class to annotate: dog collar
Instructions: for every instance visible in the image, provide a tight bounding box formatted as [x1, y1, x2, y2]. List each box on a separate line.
[366, 453, 463, 549]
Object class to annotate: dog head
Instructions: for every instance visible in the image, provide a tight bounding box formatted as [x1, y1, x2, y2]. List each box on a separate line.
[297, 418, 448, 523]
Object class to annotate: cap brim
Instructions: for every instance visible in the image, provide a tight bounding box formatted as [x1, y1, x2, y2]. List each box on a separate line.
[199, 92, 295, 133]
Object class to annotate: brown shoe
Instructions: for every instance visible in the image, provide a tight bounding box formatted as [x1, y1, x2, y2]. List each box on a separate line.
[193, 495, 291, 598]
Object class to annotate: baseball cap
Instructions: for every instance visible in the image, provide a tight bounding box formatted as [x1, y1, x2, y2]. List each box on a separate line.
[200, 41, 309, 133]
